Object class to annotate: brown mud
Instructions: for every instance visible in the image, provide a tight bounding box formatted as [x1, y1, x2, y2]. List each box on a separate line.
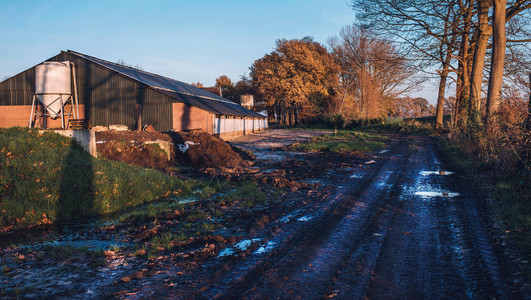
[0, 133, 528, 299]
[96, 129, 247, 169]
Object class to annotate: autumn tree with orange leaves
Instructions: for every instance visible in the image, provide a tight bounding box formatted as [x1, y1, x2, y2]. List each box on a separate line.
[250, 37, 339, 125]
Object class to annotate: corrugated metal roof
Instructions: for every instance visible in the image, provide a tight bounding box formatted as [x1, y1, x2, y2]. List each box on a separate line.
[67, 50, 265, 118]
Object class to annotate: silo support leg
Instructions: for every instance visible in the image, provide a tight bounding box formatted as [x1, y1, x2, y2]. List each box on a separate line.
[28, 95, 37, 128]
[61, 98, 65, 129]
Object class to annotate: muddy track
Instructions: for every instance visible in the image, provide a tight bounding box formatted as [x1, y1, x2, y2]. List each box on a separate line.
[195, 140, 404, 299]
[2, 135, 523, 299]
[196, 136, 522, 299]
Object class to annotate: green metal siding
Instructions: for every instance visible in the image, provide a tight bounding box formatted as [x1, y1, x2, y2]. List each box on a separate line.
[0, 65, 36, 105]
[0, 51, 174, 131]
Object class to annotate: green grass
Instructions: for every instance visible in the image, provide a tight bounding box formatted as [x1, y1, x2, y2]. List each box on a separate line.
[356, 120, 434, 135]
[143, 181, 269, 256]
[287, 130, 387, 154]
[217, 181, 267, 208]
[0, 127, 203, 231]
[149, 232, 179, 251]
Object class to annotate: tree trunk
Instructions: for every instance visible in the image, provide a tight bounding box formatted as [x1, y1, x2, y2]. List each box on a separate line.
[455, 0, 474, 128]
[435, 72, 449, 131]
[469, 0, 491, 125]
[526, 73, 531, 130]
[486, 0, 507, 126]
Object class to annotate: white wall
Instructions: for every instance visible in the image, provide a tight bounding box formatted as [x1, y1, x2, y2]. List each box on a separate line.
[213, 116, 268, 135]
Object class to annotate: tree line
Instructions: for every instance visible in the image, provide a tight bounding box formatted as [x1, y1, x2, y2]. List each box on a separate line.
[352, 0, 530, 132]
[210, 31, 428, 126]
[207, 1, 529, 129]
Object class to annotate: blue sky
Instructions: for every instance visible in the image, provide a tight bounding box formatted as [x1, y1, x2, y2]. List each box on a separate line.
[0, 0, 354, 83]
[0, 0, 437, 102]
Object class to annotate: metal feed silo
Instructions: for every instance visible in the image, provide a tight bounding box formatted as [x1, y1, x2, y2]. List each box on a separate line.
[29, 61, 79, 129]
[35, 61, 71, 118]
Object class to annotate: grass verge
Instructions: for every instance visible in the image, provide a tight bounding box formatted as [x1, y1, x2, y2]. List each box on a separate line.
[286, 130, 387, 153]
[0, 127, 203, 231]
[356, 119, 434, 135]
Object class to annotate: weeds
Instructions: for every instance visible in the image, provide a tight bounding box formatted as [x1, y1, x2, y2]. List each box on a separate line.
[150, 232, 176, 251]
[219, 181, 266, 208]
[440, 130, 531, 283]
[287, 130, 387, 153]
[356, 119, 434, 135]
[202, 222, 218, 232]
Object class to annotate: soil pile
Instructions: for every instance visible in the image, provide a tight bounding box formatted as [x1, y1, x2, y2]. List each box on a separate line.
[166, 130, 247, 169]
[96, 131, 172, 169]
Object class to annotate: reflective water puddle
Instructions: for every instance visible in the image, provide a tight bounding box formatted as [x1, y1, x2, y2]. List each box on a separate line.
[254, 240, 277, 254]
[177, 197, 197, 204]
[415, 191, 460, 198]
[278, 210, 302, 223]
[217, 238, 261, 257]
[297, 215, 313, 222]
[420, 170, 455, 176]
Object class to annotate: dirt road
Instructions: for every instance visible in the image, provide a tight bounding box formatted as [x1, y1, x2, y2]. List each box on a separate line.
[187, 135, 522, 299]
[229, 129, 333, 149]
[1, 134, 525, 299]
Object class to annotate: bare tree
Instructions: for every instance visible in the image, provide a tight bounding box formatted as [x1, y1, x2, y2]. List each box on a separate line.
[469, 0, 491, 124]
[485, 0, 531, 126]
[351, 0, 464, 130]
[329, 25, 419, 119]
[352, 0, 531, 130]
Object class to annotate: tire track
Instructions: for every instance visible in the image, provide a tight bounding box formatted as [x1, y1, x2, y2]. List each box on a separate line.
[204, 139, 409, 299]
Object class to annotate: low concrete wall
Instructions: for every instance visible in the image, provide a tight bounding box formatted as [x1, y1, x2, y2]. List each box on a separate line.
[44, 129, 98, 157]
[144, 141, 171, 161]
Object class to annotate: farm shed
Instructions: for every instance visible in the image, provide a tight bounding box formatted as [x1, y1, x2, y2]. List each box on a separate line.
[0, 50, 267, 138]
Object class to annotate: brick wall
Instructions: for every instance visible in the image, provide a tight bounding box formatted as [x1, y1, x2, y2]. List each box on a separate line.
[0, 106, 32, 128]
[172, 103, 213, 134]
[0, 105, 85, 128]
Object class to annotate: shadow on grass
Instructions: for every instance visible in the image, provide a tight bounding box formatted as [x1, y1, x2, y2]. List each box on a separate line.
[57, 135, 94, 225]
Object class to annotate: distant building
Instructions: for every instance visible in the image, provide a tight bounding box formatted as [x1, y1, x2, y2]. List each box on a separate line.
[0, 50, 267, 139]
[239, 94, 255, 110]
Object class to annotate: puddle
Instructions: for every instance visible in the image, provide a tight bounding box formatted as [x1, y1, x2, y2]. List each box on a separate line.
[279, 215, 294, 223]
[297, 215, 313, 222]
[218, 238, 261, 257]
[234, 239, 260, 251]
[303, 179, 322, 185]
[177, 197, 197, 204]
[420, 171, 455, 176]
[278, 210, 301, 223]
[254, 241, 277, 254]
[254, 152, 285, 161]
[19, 239, 132, 251]
[217, 248, 235, 257]
[253, 151, 307, 161]
[415, 191, 460, 198]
